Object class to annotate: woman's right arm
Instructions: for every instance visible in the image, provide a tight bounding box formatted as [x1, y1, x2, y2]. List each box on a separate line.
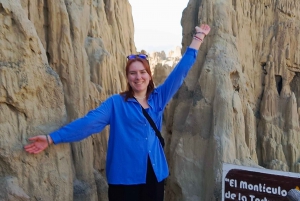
[24, 96, 114, 154]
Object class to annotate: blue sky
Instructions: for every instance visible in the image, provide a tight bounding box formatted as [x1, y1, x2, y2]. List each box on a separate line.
[128, 0, 189, 53]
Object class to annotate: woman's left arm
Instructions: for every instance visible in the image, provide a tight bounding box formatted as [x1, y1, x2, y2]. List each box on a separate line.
[156, 24, 211, 107]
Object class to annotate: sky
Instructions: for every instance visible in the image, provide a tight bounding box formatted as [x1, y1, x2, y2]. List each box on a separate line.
[128, 0, 189, 53]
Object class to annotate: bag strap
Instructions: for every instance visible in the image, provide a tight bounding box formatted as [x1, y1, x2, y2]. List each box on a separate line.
[134, 98, 165, 148]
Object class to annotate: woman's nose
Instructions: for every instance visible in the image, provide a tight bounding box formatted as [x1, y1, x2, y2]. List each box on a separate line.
[136, 73, 141, 79]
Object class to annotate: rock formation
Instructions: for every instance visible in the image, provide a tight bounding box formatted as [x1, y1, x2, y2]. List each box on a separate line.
[0, 0, 134, 200]
[165, 0, 300, 200]
[0, 0, 300, 201]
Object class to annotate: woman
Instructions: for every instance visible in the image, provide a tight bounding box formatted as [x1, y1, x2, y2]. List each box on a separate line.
[25, 24, 211, 201]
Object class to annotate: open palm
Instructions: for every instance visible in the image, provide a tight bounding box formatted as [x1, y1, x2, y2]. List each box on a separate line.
[24, 135, 49, 154]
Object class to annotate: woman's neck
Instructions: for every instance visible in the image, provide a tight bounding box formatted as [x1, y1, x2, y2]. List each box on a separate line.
[133, 92, 147, 99]
[134, 95, 146, 100]
[134, 94, 149, 108]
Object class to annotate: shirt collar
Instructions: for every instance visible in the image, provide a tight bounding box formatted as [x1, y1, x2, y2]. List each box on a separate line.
[127, 89, 158, 109]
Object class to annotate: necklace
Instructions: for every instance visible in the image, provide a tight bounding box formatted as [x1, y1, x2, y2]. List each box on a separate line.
[134, 96, 146, 100]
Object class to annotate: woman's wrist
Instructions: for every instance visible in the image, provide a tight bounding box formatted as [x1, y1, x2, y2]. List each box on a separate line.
[194, 32, 206, 41]
[46, 134, 54, 146]
[193, 35, 203, 42]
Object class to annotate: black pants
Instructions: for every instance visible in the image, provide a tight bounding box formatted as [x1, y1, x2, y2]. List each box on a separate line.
[108, 156, 164, 201]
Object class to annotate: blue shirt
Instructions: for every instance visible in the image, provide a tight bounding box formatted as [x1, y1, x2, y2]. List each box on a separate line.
[50, 47, 198, 184]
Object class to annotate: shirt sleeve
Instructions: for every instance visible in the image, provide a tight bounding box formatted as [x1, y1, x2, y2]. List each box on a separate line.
[49, 96, 113, 144]
[156, 47, 198, 108]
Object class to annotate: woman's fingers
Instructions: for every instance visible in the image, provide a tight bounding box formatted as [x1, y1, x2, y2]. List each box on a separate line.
[195, 24, 211, 35]
[24, 136, 48, 154]
[24, 144, 40, 152]
[24, 143, 35, 149]
[24, 147, 35, 152]
[25, 145, 46, 154]
[200, 24, 209, 28]
[24, 147, 38, 153]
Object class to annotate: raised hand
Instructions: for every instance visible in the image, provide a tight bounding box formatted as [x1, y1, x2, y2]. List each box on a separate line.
[195, 24, 211, 36]
[24, 135, 52, 154]
[190, 24, 211, 50]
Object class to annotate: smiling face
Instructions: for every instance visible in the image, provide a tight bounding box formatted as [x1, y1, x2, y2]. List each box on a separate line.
[127, 61, 151, 96]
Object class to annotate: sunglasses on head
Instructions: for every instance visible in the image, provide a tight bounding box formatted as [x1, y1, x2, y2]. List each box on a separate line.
[127, 54, 148, 60]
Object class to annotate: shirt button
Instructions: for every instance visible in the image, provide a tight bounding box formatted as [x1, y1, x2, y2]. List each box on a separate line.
[153, 164, 155, 166]
[144, 124, 146, 126]
[149, 150, 151, 153]
[145, 138, 148, 140]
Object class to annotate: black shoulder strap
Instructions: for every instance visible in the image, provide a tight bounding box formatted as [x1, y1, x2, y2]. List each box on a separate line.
[134, 98, 165, 148]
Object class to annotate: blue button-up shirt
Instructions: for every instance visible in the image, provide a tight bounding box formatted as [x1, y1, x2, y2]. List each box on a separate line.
[50, 47, 198, 184]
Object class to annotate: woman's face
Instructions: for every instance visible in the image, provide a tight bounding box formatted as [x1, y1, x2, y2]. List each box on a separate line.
[127, 61, 151, 95]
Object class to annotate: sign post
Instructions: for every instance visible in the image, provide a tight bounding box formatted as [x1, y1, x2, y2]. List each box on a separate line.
[222, 163, 300, 201]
